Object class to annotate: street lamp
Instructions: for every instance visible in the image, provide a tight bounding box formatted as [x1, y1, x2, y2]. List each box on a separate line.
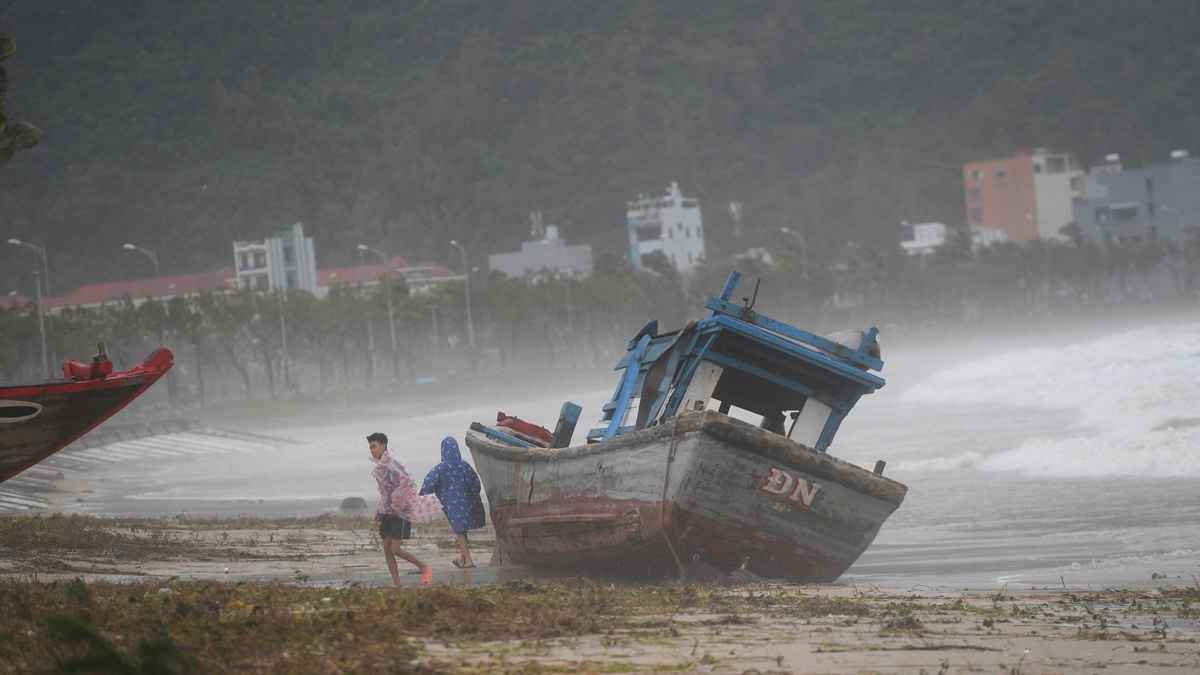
[448, 239, 475, 348]
[7, 238, 50, 296]
[356, 246, 377, 384]
[357, 243, 399, 377]
[32, 270, 48, 377]
[277, 290, 290, 390]
[9, 238, 51, 373]
[122, 243, 160, 274]
[122, 242, 173, 401]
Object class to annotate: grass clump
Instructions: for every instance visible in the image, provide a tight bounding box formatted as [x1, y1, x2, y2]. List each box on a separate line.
[0, 514, 199, 559]
[0, 578, 781, 673]
[0, 514, 284, 565]
[879, 606, 926, 637]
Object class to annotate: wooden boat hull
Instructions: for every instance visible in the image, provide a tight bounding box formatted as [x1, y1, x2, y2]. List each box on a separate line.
[466, 411, 907, 582]
[0, 349, 173, 483]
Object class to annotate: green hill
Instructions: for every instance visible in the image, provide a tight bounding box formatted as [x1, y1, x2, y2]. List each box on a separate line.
[3, 0, 1200, 291]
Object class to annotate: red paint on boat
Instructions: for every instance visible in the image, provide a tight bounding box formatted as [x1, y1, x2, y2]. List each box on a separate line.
[0, 348, 174, 482]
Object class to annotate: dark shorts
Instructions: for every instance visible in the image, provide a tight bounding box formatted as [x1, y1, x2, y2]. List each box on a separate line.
[379, 514, 412, 540]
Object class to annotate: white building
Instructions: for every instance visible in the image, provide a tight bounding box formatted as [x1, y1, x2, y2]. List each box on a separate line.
[900, 221, 1009, 256]
[899, 222, 947, 256]
[626, 181, 705, 271]
[1030, 148, 1085, 240]
[488, 224, 593, 280]
[233, 222, 318, 293]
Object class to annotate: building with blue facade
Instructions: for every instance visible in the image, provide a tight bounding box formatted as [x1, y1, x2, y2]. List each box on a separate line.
[1073, 151, 1200, 245]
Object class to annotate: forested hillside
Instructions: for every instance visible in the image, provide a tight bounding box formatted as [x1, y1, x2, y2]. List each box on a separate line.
[3, 0, 1200, 292]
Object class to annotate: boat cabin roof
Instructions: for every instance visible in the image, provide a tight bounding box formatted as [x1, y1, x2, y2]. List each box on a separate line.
[588, 271, 886, 452]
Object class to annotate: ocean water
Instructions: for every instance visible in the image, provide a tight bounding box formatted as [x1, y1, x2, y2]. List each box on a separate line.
[841, 321, 1200, 589]
[87, 321, 1200, 589]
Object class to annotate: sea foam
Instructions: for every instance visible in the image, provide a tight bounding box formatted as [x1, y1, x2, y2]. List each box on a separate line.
[901, 323, 1200, 478]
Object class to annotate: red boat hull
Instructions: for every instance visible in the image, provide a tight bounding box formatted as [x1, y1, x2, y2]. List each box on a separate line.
[0, 349, 174, 483]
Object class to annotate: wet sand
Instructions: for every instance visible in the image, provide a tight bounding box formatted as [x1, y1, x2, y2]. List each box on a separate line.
[3, 514, 1200, 673]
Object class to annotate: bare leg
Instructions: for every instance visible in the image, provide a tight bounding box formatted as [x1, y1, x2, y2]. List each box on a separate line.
[456, 533, 474, 566]
[383, 536, 402, 587]
[388, 539, 428, 572]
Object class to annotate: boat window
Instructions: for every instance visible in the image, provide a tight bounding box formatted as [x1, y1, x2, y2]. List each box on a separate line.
[623, 399, 640, 428]
[711, 367, 807, 419]
[703, 359, 818, 438]
[706, 396, 799, 437]
[721, 403, 763, 427]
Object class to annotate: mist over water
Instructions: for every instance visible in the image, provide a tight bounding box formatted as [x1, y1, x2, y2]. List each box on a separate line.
[114, 388, 615, 504]
[79, 319, 1200, 589]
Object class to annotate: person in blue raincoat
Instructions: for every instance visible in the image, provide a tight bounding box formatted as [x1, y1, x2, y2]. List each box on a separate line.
[420, 437, 486, 568]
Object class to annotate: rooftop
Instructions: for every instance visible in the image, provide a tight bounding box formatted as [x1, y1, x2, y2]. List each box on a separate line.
[0, 293, 31, 310]
[45, 269, 235, 309]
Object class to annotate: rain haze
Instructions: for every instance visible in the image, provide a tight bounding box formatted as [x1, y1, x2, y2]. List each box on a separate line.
[3, 2, 1200, 672]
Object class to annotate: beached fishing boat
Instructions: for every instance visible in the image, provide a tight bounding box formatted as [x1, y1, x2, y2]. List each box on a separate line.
[0, 347, 173, 483]
[465, 272, 907, 582]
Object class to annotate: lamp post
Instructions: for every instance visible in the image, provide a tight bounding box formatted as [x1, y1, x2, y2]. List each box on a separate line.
[430, 304, 440, 360]
[7, 238, 50, 295]
[122, 243, 160, 274]
[32, 270, 48, 377]
[357, 244, 398, 377]
[448, 239, 475, 348]
[9, 239, 51, 373]
[357, 247, 376, 384]
[121, 241, 177, 401]
[277, 290, 290, 390]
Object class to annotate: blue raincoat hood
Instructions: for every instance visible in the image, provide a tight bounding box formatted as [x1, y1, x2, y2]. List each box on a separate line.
[441, 437, 462, 464]
[420, 436, 486, 533]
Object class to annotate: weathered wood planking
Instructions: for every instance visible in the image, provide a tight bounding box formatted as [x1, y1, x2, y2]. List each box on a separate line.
[467, 411, 906, 581]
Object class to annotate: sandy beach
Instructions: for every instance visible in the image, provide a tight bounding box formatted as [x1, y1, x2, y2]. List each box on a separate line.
[3, 513, 1200, 674]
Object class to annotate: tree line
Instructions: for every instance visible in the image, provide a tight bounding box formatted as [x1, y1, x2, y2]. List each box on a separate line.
[2, 236, 1195, 407]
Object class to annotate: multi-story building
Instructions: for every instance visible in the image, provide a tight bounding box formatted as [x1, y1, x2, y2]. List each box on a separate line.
[1073, 150, 1200, 245]
[963, 148, 1083, 241]
[488, 224, 593, 280]
[626, 181, 705, 271]
[233, 222, 318, 293]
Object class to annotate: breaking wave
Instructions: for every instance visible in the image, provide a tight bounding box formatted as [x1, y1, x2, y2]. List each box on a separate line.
[901, 322, 1200, 478]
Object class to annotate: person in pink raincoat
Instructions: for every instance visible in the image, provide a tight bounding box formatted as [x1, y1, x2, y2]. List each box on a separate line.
[368, 432, 437, 586]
